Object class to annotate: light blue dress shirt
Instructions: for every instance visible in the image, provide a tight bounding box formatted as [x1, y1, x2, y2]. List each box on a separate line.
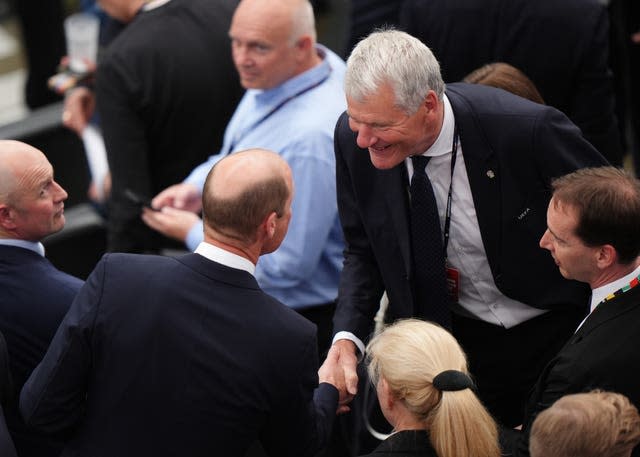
[0, 239, 45, 256]
[183, 45, 346, 309]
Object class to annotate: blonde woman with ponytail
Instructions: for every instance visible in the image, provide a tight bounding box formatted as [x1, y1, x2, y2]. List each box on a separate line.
[362, 319, 500, 457]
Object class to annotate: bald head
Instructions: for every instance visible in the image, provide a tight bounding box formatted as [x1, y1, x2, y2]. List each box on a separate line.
[0, 140, 49, 203]
[202, 149, 293, 245]
[234, 0, 316, 43]
[229, 0, 318, 90]
[0, 140, 68, 240]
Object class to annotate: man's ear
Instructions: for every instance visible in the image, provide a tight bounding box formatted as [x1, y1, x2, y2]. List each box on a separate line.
[294, 35, 313, 56]
[0, 204, 17, 231]
[263, 211, 278, 239]
[596, 244, 617, 269]
[423, 90, 439, 113]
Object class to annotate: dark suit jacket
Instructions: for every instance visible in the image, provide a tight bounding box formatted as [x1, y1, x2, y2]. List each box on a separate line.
[333, 83, 607, 342]
[502, 284, 640, 457]
[96, 0, 244, 252]
[399, 0, 622, 165]
[0, 244, 83, 456]
[0, 331, 17, 457]
[20, 252, 338, 457]
[360, 430, 437, 457]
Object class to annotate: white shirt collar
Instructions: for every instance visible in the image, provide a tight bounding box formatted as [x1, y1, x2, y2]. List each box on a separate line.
[194, 242, 255, 275]
[0, 239, 45, 256]
[590, 263, 640, 312]
[424, 94, 455, 158]
[406, 94, 455, 174]
[142, 0, 171, 12]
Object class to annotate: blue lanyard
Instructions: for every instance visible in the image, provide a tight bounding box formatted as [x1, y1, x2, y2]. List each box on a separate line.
[226, 70, 331, 154]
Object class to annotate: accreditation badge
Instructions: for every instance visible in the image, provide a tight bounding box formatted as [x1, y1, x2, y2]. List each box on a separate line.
[446, 264, 459, 303]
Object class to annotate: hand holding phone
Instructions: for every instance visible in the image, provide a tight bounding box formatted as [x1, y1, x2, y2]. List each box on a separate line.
[124, 189, 159, 211]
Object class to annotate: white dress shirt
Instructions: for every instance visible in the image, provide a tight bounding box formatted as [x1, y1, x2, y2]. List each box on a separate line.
[407, 95, 547, 329]
[194, 242, 255, 275]
[575, 263, 640, 331]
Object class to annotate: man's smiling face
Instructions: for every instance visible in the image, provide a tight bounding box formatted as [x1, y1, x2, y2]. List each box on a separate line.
[346, 83, 439, 169]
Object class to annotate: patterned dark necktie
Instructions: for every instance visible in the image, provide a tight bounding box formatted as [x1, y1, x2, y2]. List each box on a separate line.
[410, 155, 451, 329]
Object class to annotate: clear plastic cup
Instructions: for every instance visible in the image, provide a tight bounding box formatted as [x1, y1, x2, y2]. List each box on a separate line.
[64, 13, 99, 74]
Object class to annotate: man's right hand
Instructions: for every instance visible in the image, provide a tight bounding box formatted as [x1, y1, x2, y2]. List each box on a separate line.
[152, 183, 202, 213]
[320, 339, 359, 414]
[62, 87, 95, 136]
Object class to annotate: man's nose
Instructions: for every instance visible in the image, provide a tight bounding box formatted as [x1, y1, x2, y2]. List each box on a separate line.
[539, 229, 551, 250]
[355, 125, 378, 149]
[53, 181, 68, 202]
[233, 46, 252, 67]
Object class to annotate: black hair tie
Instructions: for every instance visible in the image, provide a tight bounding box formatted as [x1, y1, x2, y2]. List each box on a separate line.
[432, 370, 476, 392]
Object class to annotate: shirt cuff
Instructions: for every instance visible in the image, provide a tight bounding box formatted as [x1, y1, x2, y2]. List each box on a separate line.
[185, 220, 204, 252]
[332, 331, 365, 360]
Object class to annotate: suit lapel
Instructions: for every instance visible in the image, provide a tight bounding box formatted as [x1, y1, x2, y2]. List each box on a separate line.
[525, 286, 640, 424]
[382, 165, 413, 278]
[447, 87, 502, 274]
[572, 286, 640, 343]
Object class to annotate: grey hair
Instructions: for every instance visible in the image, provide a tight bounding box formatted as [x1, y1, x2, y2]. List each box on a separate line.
[289, 0, 316, 44]
[345, 29, 445, 114]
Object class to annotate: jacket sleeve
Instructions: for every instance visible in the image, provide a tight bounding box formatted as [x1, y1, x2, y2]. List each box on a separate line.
[260, 329, 338, 457]
[332, 112, 386, 342]
[19, 256, 108, 435]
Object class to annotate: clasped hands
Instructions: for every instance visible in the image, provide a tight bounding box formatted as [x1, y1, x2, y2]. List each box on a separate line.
[318, 339, 359, 414]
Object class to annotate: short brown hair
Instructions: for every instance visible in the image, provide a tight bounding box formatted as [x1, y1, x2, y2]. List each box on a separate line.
[551, 166, 640, 264]
[530, 391, 640, 457]
[201, 163, 289, 242]
[463, 62, 544, 104]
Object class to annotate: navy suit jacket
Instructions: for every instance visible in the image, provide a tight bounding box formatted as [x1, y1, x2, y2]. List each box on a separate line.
[0, 331, 17, 457]
[399, 0, 622, 165]
[20, 252, 338, 457]
[333, 83, 608, 342]
[502, 284, 640, 456]
[0, 244, 83, 456]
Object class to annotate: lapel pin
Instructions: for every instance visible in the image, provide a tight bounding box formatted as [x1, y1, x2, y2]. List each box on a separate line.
[486, 170, 495, 179]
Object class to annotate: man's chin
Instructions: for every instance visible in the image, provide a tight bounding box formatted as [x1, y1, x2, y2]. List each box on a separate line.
[239, 76, 262, 90]
[53, 215, 66, 233]
[368, 149, 401, 170]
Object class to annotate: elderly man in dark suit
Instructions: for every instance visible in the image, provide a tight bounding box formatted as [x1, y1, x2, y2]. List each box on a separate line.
[0, 140, 83, 457]
[322, 30, 608, 445]
[399, 0, 622, 166]
[20, 148, 340, 457]
[501, 167, 640, 457]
